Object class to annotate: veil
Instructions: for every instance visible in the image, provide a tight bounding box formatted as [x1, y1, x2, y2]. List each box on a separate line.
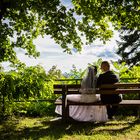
[80, 66, 97, 94]
[67, 66, 99, 103]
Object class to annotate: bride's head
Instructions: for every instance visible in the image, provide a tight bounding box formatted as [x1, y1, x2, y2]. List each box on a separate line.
[87, 66, 97, 76]
[81, 66, 97, 89]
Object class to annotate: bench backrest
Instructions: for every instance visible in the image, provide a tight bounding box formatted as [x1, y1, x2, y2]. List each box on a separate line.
[54, 83, 140, 95]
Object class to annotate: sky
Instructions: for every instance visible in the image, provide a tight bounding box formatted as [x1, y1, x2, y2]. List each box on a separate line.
[2, 0, 121, 73]
[14, 31, 120, 73]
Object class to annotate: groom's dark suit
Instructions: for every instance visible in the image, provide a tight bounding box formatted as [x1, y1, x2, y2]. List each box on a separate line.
[97, 71, 122, 119]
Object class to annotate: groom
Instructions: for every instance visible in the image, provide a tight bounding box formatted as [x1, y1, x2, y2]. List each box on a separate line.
[97, 61, 122, 119]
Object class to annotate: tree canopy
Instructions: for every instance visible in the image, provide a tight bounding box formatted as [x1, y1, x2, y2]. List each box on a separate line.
[0, 0, 139, 65]
[117, 29, 140, 66]
[72, 0, 140, 66]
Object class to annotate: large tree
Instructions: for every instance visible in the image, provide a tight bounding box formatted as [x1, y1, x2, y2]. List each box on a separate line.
[0, 0, 139, 65]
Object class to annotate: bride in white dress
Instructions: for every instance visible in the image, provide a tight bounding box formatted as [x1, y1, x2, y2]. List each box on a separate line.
[55, 66, 108, 122]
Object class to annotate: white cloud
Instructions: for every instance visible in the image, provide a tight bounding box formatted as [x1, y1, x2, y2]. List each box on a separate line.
[5, 30, 120, 73]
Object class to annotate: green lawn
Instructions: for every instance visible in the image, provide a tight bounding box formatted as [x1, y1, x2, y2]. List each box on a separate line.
[0, 116, 140, 140]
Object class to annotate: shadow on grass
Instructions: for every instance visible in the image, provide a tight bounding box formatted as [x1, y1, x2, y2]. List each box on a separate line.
[0, 116, 140, 140]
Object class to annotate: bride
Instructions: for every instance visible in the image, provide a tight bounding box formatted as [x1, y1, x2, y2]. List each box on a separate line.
[55, 66, 108, 122]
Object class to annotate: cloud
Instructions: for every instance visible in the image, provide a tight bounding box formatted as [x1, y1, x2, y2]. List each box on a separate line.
[97, 49, 120, 59]
[3, 28, 120, 73]
[12, 32, 120, 73]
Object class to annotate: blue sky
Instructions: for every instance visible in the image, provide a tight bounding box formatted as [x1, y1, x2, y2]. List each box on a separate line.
[2, 0, 121, 73]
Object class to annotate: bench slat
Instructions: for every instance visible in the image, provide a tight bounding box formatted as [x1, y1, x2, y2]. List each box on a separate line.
[96, 89, 140, 94]
[100, 83, 140, 88]
[120, 100, 140, 105]
[55, 100, 140, 106]
[53, 85, 65, 88]
[54, 89, 140, 94]
[54, 91, 63, 94]
[54, 83, 140, 89]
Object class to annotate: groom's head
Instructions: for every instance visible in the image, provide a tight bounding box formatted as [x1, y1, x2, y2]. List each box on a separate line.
[101, 61, 110, 73]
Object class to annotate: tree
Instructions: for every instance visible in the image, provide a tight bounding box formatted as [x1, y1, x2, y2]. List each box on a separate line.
[117, 29, 140, 66]
[64, 64, 85, 79]
[0, 0, 139, 65]
[73, 0, 139, 30]
[72, 0, 140, 66]
[0, 0, 82, 64]
[47, 65, 63, 80]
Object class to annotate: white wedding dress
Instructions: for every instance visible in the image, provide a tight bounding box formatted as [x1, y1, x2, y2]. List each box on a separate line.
[55, 66, 108, 122]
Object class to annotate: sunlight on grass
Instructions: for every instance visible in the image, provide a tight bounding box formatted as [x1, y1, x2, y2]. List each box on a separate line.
[0, 116, 140, 140]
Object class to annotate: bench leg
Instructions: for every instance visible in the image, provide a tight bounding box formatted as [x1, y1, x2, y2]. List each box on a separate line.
[62, 91, 67, 120]
[62, 96, 70, 121]
[61, 106, 70, 122]
[65, 104, 70, 120]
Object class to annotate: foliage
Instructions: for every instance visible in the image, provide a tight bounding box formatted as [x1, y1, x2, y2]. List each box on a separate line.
[64, 64, 85, 79]
[0, 64, 4, 71]
[111, 62, 140, 99]
[0, 60, 140, 117]
[0, 0, 82, 64]
[72, 0, 140, 65]
[11, 101, 55, 117]
[0, 65, 54, 116]
[64, 65, 85, 84]
[0, 0, 139, 66]
[73, 0, 140, 30]
[112, 61, 140, 81]
[0, 65, 49, 100]
[117, 29, 140, 66]
[47, 65, 63, 80]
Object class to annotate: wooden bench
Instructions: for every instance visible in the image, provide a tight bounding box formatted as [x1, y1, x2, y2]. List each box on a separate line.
[54, 83, 140, 120]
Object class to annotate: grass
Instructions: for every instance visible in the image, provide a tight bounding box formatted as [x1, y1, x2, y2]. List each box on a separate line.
[0, 116, 140, 140]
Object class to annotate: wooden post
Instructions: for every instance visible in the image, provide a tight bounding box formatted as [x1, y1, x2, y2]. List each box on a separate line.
[61, 85, 70, 121]
[62, 85, 67, 120]
[65, 102, 70, 120]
